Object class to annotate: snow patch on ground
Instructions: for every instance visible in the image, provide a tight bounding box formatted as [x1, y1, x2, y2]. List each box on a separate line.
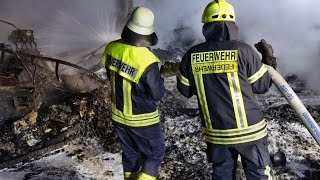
[0, 139, 123, 180]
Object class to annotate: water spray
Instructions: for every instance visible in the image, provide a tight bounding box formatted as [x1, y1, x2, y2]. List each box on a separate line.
[267, 65, 320, 146]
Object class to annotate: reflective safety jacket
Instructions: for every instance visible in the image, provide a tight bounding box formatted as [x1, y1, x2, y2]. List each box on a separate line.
[177, 22, 272, 145]
[102, 40, 165, 127]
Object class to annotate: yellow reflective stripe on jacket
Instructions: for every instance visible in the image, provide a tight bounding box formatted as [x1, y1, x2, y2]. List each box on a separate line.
[204, 119, 266, 136]
[102, 40, 160, 83]
[137, 172, 156, 180]
[227, 72, 248, 128]
[191, 50, 238, 63]
[111, 71, 116, 105]
[194, 74, 212, 129]
[112, 113, 160, 127]
[112, 104, 159, 120]
[248, 64, 268, 84]
[123, 78, 133, 115]
[191, 50, 238, 74]
[192, 61, 238, 74]
[177, 71, 190, 86]
[204, 124, 268, 145]
[264, 165, 273, 180]
[111, 104, 159, 127]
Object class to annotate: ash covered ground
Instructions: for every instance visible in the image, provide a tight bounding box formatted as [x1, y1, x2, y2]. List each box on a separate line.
[0, 52, 320, 180]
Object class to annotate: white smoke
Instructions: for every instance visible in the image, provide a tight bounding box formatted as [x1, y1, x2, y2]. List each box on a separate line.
[0, 0, 125, 73]
[134, 0, 208, 49]
[135, 0, 320, 90]
[36, 0, 120, 73]
[232, 0, 320, 90]
[37, 0, 120, 54]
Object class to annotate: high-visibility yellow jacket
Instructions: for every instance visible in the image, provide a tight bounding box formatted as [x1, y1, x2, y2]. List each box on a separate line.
[102, 40, 165, 127]
[177, 22, 272, 145]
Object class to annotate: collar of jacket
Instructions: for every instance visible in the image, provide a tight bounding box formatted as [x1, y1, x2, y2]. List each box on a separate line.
[202, 21, 239, 42]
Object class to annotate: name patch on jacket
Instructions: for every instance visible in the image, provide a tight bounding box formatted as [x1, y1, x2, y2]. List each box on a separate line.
[110, 57, 138, 77]
[191, 50, 238, 74]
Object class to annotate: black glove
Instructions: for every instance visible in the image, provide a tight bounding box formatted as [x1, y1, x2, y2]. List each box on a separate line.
[254, 39, 277, 69]
[254, 39, 274, 57]
[261, 56, 277, 69]
[160, 62, 180, 76]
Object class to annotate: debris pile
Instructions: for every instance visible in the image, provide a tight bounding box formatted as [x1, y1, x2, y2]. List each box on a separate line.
[0, 86, 121, 168]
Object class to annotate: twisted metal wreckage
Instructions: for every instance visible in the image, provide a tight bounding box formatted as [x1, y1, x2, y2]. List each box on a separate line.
[0, 19, 105, 122]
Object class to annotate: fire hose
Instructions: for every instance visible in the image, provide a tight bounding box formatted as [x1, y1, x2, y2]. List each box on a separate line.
[266, 65, 320, 146]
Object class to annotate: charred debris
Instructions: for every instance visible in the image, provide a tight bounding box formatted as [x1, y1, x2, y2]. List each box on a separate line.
[0, 19, 111, 166]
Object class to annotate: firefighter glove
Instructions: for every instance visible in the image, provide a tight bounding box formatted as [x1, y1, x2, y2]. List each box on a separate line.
[160, 62, 180, 76]
[254, 39, 277, 69]
[254, 39, 274, 57]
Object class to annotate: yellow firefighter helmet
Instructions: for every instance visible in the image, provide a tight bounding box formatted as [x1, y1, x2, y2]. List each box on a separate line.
[202, 0, 235, 23]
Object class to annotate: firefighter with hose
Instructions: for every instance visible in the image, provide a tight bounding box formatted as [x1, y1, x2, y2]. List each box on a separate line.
[176, 0, 277, 179]
[101, 6, 165, 180]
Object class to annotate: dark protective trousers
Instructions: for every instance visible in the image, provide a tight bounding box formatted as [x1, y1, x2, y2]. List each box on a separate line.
[114, 123, 165, 177]
[206, 137, 273, 180]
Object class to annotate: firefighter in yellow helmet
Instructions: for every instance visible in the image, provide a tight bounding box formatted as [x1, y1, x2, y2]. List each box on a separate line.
[177, 0, 277, 179]
[101, 7, 165, 180]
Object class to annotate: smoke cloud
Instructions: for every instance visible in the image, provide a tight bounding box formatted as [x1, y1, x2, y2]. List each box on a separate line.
[135, 0, 320, 90]
[0, 0, 126, 73]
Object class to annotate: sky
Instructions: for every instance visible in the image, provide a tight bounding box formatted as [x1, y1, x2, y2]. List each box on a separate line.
[1, 0, 320, 89]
